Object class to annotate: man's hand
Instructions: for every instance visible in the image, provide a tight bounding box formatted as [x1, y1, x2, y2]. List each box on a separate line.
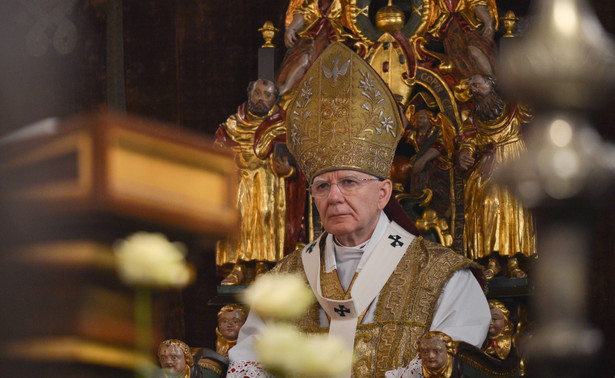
[412, 148, 441, 175]
[271, 156, 293, 177]
[285, 14, 305, 48]
[285, 28, 298, 48]
[458, 149, 475, 171]
[412, 158, 427, 175]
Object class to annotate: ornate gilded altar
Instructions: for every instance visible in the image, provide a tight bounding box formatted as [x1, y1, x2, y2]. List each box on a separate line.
[217, 0, 538, 278]
[211, 0, 539, 374]
[211, 0, 615, 374]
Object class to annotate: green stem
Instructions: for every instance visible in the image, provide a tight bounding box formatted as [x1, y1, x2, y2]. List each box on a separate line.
[135, 287, 152, 377]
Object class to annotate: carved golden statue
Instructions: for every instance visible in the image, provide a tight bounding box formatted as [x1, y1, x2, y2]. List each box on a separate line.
[482, 299, 513, 360]
[216, 304, 247, 357]
[157, 339, 196, 378]
[417, 331, 456, 378]
[277, 0, 349, 97]
[457, 74, 536, 279]
[405, 103, 455, 221]
[215, 79, 295, 285]
[427, 0, 499, 78]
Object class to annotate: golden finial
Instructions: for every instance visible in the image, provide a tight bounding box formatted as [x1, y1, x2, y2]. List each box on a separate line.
[375, 0, 405, 33]
[500, 10, 520, 38]
[258, 21, 279, 48]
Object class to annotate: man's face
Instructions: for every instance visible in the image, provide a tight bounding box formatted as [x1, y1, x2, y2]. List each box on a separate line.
[158, 345, 187, 376]
[248, 80, 276, 116]
[469, 74, 491, 97]
[419, 336, 448, 370]
[218, 310, 246, 341]
[415, 110, 431, 131]
[312, 170, 391, 246]
[488, 307, 507, 337]
[468, 74, 503, 121]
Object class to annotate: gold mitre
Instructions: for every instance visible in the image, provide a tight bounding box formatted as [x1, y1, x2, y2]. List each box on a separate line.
[286, 42, 404, 183]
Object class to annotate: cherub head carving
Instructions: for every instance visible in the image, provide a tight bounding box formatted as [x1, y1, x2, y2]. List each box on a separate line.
[417, 331, 456, 378]
[217, 304, 247, 341]
[158, 339, 193, 377]
[488, 299, 513, 339]
[483, 299, 514, 360]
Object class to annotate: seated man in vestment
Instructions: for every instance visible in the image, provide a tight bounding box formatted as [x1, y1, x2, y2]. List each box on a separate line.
[227, 42, 490, 377]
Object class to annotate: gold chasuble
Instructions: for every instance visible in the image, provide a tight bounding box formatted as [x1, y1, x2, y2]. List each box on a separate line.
[271, 236, 475, 377]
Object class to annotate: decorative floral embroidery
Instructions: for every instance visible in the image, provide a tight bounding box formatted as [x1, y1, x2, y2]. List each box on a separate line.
[290, 77, 315, 147]
[321, 96, 349, 120]
[384, 357, 424, 378]
[358, 68, 397, 137]
[226, 360, 274, 378]
[322, 120, 349, 144]
[380, 114, 395, 135]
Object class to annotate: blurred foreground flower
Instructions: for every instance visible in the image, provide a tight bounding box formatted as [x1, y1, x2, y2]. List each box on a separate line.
[241, 273, 315, 320]
[114, 232, 192, 288]
[113, 232, 194, 377]
[255, 323, 353, 377]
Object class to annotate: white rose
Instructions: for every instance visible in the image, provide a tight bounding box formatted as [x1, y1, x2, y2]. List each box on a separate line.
[255, 323, 353, 377]
[241, 273, 314, 320]
[299, 333, 353, 376]
[254, 323, 300, 375]
[114, 232, 192, 288]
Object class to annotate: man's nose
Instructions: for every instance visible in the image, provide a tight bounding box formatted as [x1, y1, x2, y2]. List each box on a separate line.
[327, 183, 344, 201]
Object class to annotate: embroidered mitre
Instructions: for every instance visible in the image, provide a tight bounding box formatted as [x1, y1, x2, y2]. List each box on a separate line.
[286, 42, 403, 182]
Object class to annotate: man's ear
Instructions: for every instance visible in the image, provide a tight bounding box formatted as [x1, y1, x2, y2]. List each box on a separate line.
[377, 179, 393, 210]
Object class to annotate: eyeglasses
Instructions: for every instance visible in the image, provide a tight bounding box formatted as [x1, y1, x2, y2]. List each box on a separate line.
[309, 177, 381, 198]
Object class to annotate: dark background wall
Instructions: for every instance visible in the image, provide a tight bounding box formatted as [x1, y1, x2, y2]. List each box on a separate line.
[1, 0, 614, 374]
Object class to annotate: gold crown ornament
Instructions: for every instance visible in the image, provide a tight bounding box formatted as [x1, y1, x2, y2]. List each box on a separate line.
[287, 42, 403, 183]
